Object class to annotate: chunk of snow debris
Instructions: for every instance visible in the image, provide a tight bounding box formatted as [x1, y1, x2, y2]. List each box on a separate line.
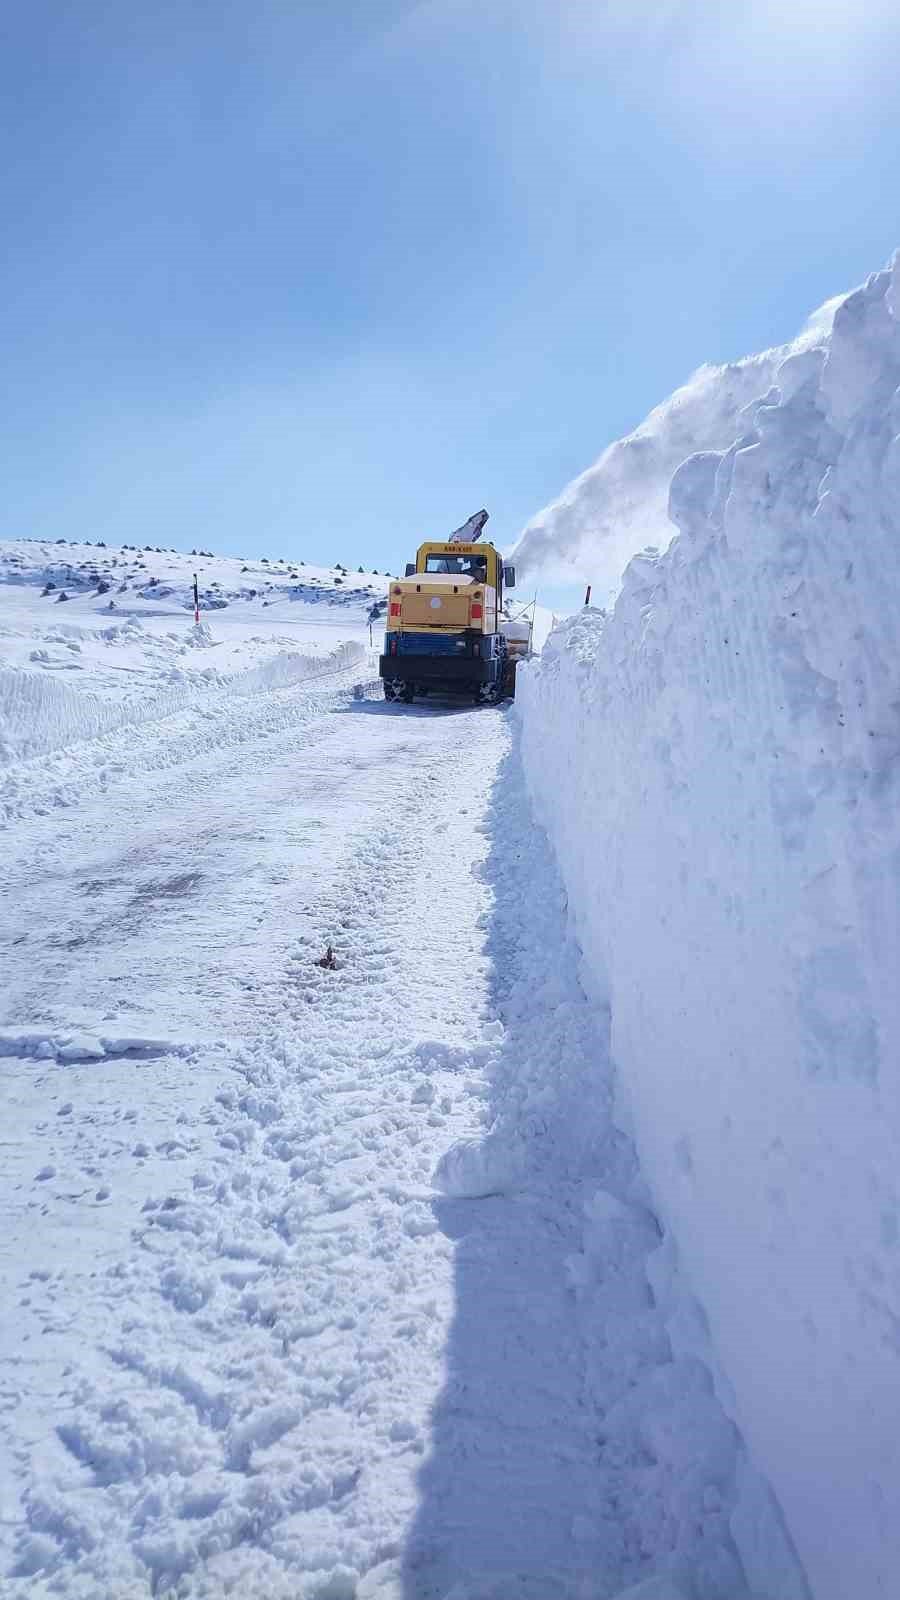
[308, 1568, 359, 1600]
[225, 1402, 301, 1469]
[57, 1035, 106, 1062]
[433, 1134, 522, 1198]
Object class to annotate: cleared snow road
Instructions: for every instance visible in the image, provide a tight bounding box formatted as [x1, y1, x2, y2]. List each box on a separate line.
[2, 680, 765, 1599]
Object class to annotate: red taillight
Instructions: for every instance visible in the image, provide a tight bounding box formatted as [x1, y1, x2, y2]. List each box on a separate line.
[390, 602, 401, 617]
[390, 637, 398, 655]
[471, 604, 483, 620]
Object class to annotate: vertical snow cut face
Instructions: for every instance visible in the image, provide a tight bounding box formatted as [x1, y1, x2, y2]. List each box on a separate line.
[518, 253, 900, 1600]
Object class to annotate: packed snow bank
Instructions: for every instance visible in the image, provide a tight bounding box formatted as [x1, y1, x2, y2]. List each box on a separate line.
[518, 257, 900, 1600]
[511, 298, 842, 600]
[0, 641, 365, 764]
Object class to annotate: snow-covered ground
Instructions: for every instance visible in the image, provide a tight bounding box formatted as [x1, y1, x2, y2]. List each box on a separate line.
[0, 539, 387, 778]
[518, 254, 900, 1600]
[1, 532, 801, 1597]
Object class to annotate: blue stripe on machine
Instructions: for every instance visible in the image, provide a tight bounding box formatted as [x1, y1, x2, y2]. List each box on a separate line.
[396, 632, 471, 656]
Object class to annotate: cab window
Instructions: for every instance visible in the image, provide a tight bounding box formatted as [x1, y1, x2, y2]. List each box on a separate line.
[424, 554, 489, 578]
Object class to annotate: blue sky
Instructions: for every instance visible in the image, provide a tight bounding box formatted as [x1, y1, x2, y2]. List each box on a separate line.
[4, 0, 900, 600]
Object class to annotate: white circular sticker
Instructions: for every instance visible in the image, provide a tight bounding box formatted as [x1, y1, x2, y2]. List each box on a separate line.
[430, 596, 442, 609]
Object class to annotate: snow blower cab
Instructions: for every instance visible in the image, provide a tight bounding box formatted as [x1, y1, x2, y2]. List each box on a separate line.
[379, 512, 519, 704]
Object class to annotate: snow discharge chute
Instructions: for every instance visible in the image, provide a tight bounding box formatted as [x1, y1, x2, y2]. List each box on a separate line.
[448, 509, 489, 544]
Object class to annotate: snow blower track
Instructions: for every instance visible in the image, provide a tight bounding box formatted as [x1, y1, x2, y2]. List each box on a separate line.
[3, 685, 788, 1599]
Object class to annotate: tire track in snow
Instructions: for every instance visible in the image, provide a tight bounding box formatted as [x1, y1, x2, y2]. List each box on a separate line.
[3, 702, 771, 1599]
[2, 699, 503, 1596]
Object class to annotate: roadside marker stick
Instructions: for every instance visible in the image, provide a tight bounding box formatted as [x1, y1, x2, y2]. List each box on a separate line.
[193, 572, 200, 624]
[584, 584, 592, 607]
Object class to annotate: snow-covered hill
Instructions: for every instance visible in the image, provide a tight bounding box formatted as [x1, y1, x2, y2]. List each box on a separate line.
[518, 253, 900, 1600]
[0, 539, 388, 816]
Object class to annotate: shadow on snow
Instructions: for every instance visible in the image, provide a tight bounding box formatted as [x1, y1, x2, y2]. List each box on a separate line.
[397, 727, 779, 1600]
[339, 698, 499, 719]
[399, 731, 635, 1600]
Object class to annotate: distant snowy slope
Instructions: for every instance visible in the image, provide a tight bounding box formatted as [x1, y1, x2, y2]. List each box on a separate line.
[0, 539, 387, 775]
[518, 253, 900, 1600]
[512, 295, 844, 598]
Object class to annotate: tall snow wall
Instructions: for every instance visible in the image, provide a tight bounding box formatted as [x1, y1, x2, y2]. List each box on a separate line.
[518, 260, 900, 1600]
